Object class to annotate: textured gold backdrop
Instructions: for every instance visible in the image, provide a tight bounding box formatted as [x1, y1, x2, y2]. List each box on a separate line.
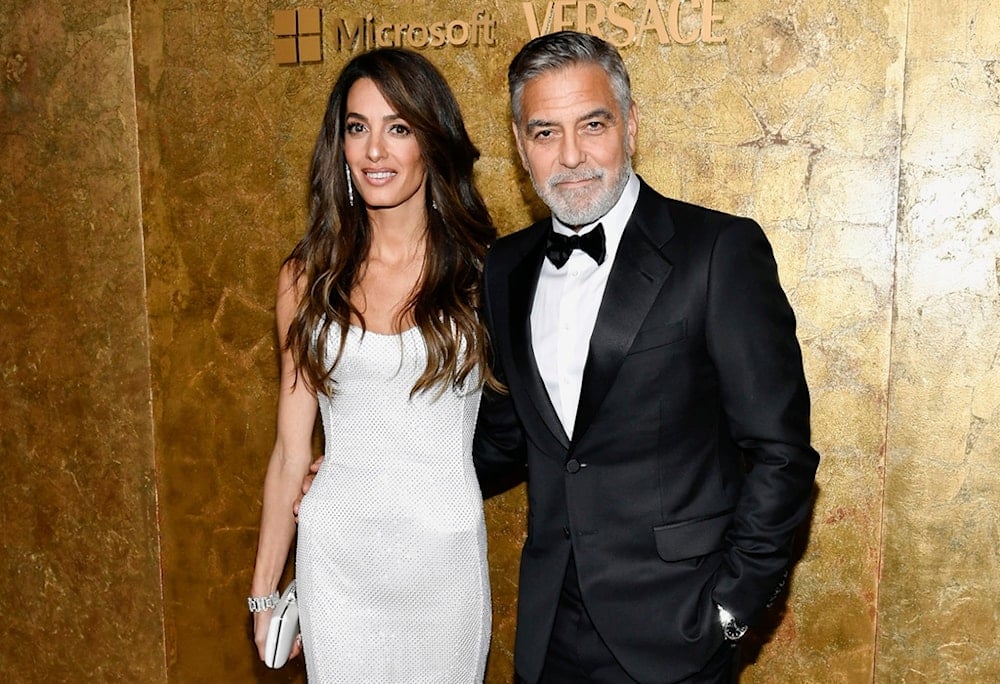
[1, 0, 997, 682]
[0, 1, 164, 681]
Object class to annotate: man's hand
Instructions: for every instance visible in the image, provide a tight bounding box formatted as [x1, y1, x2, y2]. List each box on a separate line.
[293, 457, 323, 522]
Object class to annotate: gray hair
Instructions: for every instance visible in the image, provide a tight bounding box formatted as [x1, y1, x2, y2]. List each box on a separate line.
[508, 31, 633, 126]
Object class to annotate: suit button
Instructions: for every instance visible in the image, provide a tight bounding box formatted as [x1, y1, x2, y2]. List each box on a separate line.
[565, 459, 581, 473]
[563, 527, 571, 539]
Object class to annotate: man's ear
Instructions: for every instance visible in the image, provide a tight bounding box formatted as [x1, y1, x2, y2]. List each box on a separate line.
[511, 120, 529, 171]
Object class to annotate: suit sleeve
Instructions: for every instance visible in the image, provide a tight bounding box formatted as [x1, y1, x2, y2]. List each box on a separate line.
[473, 256, 528, 498]
[705, 217, 820, 624]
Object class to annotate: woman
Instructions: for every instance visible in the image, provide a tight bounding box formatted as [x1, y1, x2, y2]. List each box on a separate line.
[249, 48, 497, 682]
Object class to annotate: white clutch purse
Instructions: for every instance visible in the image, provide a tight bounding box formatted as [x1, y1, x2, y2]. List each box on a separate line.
[264, 580, 299, 668]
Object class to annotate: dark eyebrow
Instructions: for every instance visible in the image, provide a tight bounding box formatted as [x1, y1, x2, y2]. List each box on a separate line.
[344, 112, 404, 123]
[524, 118, 556, 132]
[579, 107, 616, 123]
[524, 107, 617, 133]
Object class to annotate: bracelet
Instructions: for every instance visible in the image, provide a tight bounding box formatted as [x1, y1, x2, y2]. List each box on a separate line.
[247, 591, 280, 613]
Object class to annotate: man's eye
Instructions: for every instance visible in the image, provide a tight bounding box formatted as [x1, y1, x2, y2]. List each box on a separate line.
[534, 130, 553, 139]
[584, 121, 606, 132]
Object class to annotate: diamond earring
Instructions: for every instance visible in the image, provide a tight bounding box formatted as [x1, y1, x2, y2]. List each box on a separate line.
[345, 163, 354, 207]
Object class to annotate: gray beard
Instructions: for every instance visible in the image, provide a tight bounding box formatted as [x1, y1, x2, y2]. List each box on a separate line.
[533, 160, 632, 228]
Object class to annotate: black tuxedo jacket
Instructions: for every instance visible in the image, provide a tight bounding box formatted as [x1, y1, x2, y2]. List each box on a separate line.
[474, 179, 819, 683]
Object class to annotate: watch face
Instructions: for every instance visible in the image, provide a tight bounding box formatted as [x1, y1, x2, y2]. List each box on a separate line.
[717, 605, 748, 641]
[723, 620, 748, 641]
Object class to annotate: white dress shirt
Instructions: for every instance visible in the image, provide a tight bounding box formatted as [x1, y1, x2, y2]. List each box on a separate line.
[530, 173, 640, 439]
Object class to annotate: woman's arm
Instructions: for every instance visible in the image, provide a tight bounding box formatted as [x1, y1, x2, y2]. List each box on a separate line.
[249, 262, 317, 661]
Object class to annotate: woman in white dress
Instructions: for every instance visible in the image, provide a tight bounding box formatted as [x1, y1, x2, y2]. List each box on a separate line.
[249, 48, 498, 682]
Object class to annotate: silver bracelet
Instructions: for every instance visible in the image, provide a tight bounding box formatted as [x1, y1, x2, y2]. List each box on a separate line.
[247, 591, 280, 613]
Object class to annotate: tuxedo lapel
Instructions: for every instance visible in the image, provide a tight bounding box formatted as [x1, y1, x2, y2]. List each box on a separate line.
[506, 225, 571, 450]
[573, 187, 675, 442]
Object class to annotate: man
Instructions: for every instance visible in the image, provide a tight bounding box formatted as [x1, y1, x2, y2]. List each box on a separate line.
[474, 31, 820, 683]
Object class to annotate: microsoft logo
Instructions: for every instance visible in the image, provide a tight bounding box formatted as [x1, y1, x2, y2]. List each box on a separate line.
[274, 8, 323, 65]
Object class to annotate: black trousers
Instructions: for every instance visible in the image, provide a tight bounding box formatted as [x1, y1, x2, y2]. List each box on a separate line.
[532, 555, 739, 684]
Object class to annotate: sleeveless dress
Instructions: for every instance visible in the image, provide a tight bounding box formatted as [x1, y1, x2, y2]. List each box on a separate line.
[295, 325, 490, 683]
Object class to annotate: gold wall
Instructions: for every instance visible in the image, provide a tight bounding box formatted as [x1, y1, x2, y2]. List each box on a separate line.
[0, 1, 165, 681]
[878, 2, 1000, 680]
[1, 0, 997, 682]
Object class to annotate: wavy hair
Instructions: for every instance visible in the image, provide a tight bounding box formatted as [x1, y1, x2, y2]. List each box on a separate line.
[285, 48, 497, 396]
[508, 30, 633, 126]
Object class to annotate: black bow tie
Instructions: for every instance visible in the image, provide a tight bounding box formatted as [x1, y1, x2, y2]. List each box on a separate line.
[545, 224, 606, 269]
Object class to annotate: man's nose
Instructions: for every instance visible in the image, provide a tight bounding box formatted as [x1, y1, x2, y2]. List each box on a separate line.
[558, 133, 585, 168]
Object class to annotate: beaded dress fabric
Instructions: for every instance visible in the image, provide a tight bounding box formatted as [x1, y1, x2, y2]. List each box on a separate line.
[296, 325, 490, 683]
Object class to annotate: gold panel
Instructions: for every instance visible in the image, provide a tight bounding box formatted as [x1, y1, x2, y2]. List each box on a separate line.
[274, 36, 298, 66]
[0, 0, 164, 681]
[298, 7, 322, 36]
[299, 35, 323, 64]
[273, 9, 296, 37]
[878, 0, 1000, 680]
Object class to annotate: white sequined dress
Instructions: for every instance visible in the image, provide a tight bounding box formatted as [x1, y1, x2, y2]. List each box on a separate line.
[296, 325, 490, 683]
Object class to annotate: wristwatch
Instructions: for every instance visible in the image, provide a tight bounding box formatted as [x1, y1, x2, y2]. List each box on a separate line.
[717, 604, 748, 641]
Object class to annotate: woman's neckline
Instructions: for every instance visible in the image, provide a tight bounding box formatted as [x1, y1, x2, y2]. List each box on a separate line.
[348, 323, 418, 338]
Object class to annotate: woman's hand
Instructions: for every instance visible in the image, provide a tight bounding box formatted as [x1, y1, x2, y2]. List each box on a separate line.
[253, 609, 271, 661]
[253, 608, 303, 664]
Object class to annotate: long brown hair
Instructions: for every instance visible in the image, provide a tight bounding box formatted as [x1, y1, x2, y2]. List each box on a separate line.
[285, 48, 497, 396]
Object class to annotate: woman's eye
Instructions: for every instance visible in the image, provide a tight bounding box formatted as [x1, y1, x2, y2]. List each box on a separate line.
[345, 121, 366, 134]
[389, 123, 411, 136]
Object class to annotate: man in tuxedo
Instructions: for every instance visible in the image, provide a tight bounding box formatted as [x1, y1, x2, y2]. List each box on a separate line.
[474, 31, 820, 683]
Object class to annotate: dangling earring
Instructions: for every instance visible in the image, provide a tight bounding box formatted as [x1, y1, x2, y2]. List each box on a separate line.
[345, 163, 354, 207]
[431, 199, 439, 211]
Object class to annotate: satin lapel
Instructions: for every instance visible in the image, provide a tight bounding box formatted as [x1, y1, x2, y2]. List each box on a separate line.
[507, 229, 571, 449]
[573, 194, 675, 442]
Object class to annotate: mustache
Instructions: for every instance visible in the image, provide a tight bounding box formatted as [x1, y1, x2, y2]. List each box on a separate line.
[546, 168, 604, 189]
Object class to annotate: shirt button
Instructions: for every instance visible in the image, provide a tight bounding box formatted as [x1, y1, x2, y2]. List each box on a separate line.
[566, 459, 581, 473]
